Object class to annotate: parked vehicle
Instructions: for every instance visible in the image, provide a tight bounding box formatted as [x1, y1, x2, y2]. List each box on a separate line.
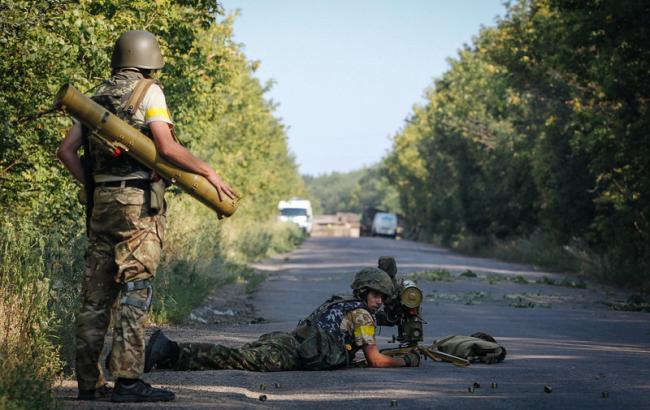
[371, 212, 398, 238]
[278, 199, 313, 235]
[360, 207, 384, 237]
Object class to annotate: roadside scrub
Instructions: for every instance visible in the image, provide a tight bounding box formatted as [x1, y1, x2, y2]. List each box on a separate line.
[150, 199, 304, 323]
[0, 220, 75, 410]
[0, 207, 304, 407]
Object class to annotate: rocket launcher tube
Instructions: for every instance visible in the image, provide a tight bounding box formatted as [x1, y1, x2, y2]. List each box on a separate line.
[54, 83, 239, 218]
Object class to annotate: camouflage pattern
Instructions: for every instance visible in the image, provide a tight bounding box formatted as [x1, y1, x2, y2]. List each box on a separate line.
[350, 267, 394, 297]
[173, 297, 377, 372]
[340, 308, 377, 347]
[89, 70, 153, 178]
[301, 299, 368, 352]
[175, 332, 300, 372]
[76, 186, 165, 391]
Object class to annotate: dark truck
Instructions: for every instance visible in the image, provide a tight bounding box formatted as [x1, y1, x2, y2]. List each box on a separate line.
[360, 207, 385, 237]
[360, 207, 404, 238]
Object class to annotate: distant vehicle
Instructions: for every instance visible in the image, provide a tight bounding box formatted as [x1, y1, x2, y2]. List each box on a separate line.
[371, 212, 398, 238]
[278, 199, 313, 235]
[360, 207, 385, 237]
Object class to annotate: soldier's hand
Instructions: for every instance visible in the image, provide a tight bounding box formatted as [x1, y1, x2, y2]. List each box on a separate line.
[207, 171, 236, 201]
[403, 352, 420, 367]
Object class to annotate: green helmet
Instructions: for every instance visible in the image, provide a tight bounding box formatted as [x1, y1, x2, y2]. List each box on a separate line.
[111, 30, 164, 70]
[351, 267, 394, 297]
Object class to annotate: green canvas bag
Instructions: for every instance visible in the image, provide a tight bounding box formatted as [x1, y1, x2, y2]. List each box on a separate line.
[433, 332, 506, 364]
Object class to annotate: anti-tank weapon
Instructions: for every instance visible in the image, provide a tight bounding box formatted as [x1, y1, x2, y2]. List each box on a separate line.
[54, 83, 239, 218]
[376, 256, 470, 367]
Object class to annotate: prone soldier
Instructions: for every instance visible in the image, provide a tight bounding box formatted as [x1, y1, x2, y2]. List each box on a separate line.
[144, 267, 421, 372]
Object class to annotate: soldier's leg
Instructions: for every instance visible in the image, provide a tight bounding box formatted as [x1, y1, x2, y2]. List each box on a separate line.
[75, 236, 119, 392]
[176, 332, 300, 371]
[109, 201, 164, 379]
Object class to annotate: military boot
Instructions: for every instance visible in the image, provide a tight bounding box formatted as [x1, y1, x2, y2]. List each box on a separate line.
[111, 379, 175, 402]
[77, 383, 113, 401]
[144, 329, 180, 372]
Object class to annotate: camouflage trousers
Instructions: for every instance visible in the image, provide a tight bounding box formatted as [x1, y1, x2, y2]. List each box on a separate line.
[176, 332, 301, 372]
[76, 186, 165, 391]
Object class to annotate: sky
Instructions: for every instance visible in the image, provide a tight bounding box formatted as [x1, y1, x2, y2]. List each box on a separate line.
[222, 0, 507, 176]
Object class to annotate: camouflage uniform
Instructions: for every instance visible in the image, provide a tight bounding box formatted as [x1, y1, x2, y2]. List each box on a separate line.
[75, 70, 166, 391]
[173, 297, 376, 371]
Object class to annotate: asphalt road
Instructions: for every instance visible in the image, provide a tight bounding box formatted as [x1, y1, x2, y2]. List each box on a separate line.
[60, 237, 650, 409]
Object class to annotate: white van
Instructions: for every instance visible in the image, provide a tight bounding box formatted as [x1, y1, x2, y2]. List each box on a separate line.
[371, 212, 398, 238]
[278, 199, 313, 235]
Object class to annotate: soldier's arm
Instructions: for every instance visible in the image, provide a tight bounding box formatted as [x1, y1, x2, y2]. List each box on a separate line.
[57, 122, 86, 184]
[149, 121, 235, 201]
[362, 344, 406, 368]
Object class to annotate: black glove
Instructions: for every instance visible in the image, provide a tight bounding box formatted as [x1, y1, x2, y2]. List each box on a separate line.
[403, 352, 420, 367]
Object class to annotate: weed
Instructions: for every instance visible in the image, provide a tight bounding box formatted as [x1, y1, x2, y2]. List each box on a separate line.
[406, 269, 453, 282]
[512, 275, 530, 284]
[504, 293, 535, 308]
[0, 221, 67, 409]
[536, 276, 587, 289]
[460, 269, 477, 278]
[486, 274, 507, 285]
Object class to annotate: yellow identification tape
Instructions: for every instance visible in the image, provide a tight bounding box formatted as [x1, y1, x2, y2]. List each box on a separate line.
[354, 325, 375, 338]
[145, 107, 170, 121]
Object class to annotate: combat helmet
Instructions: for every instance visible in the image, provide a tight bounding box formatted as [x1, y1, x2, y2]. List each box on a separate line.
[351, 267, 394, 298]
[111, 30, 164, 70]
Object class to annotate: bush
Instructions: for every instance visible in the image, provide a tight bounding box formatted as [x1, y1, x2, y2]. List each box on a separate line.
[226, 220, 305, 262]
[0, 220, 74, 410]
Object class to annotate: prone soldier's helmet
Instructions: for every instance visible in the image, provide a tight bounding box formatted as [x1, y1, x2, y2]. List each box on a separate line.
[351, 267, 394, 298]
[111, 30, 164, 70]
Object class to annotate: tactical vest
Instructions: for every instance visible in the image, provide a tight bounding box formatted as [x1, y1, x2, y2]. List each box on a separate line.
[88, 70, 155, 178]
[298, 295, 372, 351]
[293, 295, 372, 370]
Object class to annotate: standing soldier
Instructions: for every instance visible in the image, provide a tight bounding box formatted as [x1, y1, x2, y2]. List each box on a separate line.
[57, 30, 235, 402]
[144, 267, 420, 372]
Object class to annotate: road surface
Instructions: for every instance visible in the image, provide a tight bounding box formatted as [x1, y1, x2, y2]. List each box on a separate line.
[59, 237, 650, 409]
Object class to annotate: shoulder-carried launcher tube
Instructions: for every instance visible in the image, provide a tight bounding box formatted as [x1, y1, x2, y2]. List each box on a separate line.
[54, 83, 239, 218]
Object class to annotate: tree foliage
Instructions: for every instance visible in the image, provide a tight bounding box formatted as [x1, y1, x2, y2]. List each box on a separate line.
[0, 0, 301, 226]
[304, 165, 400, 215]
[386, 0, 650, 283]
[0, 1, 303, 405]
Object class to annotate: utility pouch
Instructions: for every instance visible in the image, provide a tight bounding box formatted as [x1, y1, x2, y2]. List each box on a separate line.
[120, 279, 153, 311]
[149, 179, 166, 215]
[293, 325, 349, 371]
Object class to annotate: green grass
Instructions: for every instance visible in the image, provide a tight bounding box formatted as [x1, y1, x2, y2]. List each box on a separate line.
[460, 269, 478, 278]
[405, 269, 453, 282]
[244, 272, 268, 294]
[536, 276, 587, 289]
[0, 220, 70, 410]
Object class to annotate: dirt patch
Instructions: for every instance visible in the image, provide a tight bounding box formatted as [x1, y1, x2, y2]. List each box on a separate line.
[186, 281, 265, 326]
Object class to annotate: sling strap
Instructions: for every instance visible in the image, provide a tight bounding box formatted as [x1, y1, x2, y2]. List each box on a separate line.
[124, 78, 158, 116]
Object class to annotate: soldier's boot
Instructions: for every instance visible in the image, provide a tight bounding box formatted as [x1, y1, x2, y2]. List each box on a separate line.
[77, 384, 113, 401]
[111, 379, 175, 402]
[144, 329, 180, 372]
